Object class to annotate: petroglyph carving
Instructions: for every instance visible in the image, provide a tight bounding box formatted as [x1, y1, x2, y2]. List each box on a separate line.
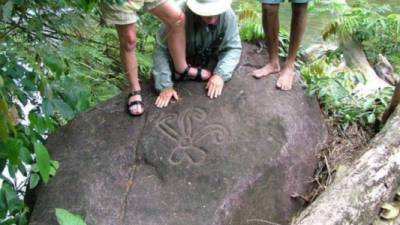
[156, 108, 228, 165]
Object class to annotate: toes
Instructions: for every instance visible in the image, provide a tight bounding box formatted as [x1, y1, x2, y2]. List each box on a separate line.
[276, 79, 282, 89]
[129, 104, 144, 116]
[252, 73, 262, 79]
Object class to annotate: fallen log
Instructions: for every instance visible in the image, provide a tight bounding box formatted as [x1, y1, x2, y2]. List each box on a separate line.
[340, 38, 389, 95]
[291, 105, 400, 225]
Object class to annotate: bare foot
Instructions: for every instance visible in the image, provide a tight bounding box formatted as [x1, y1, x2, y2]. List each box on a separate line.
[128, 93, 144, 115]
[250, 63, 280, 79]
[276, 67, 295, 91]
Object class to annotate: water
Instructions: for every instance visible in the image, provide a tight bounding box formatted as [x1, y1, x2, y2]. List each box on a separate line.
[233, 0, 400, 47]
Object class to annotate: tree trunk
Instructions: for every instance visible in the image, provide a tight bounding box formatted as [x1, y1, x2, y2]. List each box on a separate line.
[340, 38, 389, 94]
[382, 82, 400, 124]
[291, 106, 400, 225]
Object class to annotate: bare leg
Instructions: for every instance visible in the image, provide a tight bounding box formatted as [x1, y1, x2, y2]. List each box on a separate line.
[251, 3, 281, 79]
[150, 1, 191, 73]
[116, 24, 144, 115]
[277, 3, 307, 90]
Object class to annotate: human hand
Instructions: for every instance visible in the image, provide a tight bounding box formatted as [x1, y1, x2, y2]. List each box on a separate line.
[155, 88, 179, 108]
[206, 74, 224, 99]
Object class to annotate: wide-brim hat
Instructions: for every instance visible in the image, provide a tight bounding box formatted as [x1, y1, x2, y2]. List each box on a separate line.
[186, 0, 232, 16]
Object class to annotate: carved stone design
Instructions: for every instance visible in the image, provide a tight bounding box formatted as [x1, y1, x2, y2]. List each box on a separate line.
[156, 107, 228, 165]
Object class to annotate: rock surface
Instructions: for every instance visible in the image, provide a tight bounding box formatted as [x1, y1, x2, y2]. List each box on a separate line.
[29, 43, 328, 225]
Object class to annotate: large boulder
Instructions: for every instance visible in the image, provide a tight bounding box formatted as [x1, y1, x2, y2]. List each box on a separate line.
[29, 43, 328, 225]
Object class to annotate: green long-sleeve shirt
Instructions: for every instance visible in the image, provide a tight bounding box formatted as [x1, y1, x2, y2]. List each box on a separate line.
[152, 6, 242, 91]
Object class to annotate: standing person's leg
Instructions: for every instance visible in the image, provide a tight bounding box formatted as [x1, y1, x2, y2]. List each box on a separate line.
[251, 2, 281, 78]
[99, 1, 146, 116]
[116, 24, 144, 115]
[276, 2, 307, 90]
[148, 1, 189, 74]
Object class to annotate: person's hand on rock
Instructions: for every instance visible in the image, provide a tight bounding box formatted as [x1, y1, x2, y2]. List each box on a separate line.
[155, 88, 179, 108]
[206, 74, 224, 99]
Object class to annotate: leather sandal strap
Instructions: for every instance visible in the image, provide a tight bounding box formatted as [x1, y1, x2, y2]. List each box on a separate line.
[181, 65, 191, 77]
[196, 68, 203, 81]
[128, 90, 142, 98]
[173, 64, 191, 81]
[128, 101, 144, 108]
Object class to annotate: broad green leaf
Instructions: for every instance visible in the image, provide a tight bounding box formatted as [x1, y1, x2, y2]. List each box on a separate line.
[49, 160, 59, 177]
[34, 143, 51, 183]
[19, 147, 32, 164]
[17, 210, 29, 225]
[52, 99, 75, 120]
[31, 164, 39, 173]
[51, 160, 60, 170]
[55, 208, 88, 225]
[49, 166, 56, 176]
[29, 113, 52, 135]
[4, 138, 22, 165]
[2, 182, 24, 214]
[43, 55, 65, 76]
[41, 98, 54, 116]
[29, 174, 40, 189]
[0, 185, 7, 218]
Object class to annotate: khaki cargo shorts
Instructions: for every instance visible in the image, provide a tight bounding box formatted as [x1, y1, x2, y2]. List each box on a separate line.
[99, 0, 168, 25]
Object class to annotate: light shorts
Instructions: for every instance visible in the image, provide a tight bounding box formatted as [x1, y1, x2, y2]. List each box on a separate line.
[99, 0, 168, 25]
[259, 0, 308, 4]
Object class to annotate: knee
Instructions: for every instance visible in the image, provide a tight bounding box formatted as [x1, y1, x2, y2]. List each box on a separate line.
[165, 11, 185, 29]
[121, 34, 137, 52]
[262, 4, 279, 14]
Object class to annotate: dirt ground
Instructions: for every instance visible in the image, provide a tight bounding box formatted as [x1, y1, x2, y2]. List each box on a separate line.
[295, 113, 374, 204]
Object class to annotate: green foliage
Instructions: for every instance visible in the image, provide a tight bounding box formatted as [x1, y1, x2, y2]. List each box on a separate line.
[0, 0, 155, 223]
[0, 0, 160, 222]
[135, 11, 160, 78]
[55, 208, 88, 225]
[321, 0, 400, 72]
[302, 56, 394, 128]
[236, 4, 302, 60]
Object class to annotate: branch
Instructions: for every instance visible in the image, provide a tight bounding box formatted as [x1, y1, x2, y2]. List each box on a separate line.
[382, 82, 400, 124]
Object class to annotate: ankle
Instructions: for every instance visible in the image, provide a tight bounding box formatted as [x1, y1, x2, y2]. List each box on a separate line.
[175, 64, 190, 74]
[268, 61, 280, 69]
[284, 65, 295, 71]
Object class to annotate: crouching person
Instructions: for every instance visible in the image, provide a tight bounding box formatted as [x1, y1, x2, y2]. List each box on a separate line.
[153, 0, 242, 108]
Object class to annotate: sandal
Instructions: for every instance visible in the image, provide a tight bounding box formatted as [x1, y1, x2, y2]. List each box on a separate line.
[173, 65, 191, 81]
[173, 65, 208, 81]
[127, 90, 144, 117]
